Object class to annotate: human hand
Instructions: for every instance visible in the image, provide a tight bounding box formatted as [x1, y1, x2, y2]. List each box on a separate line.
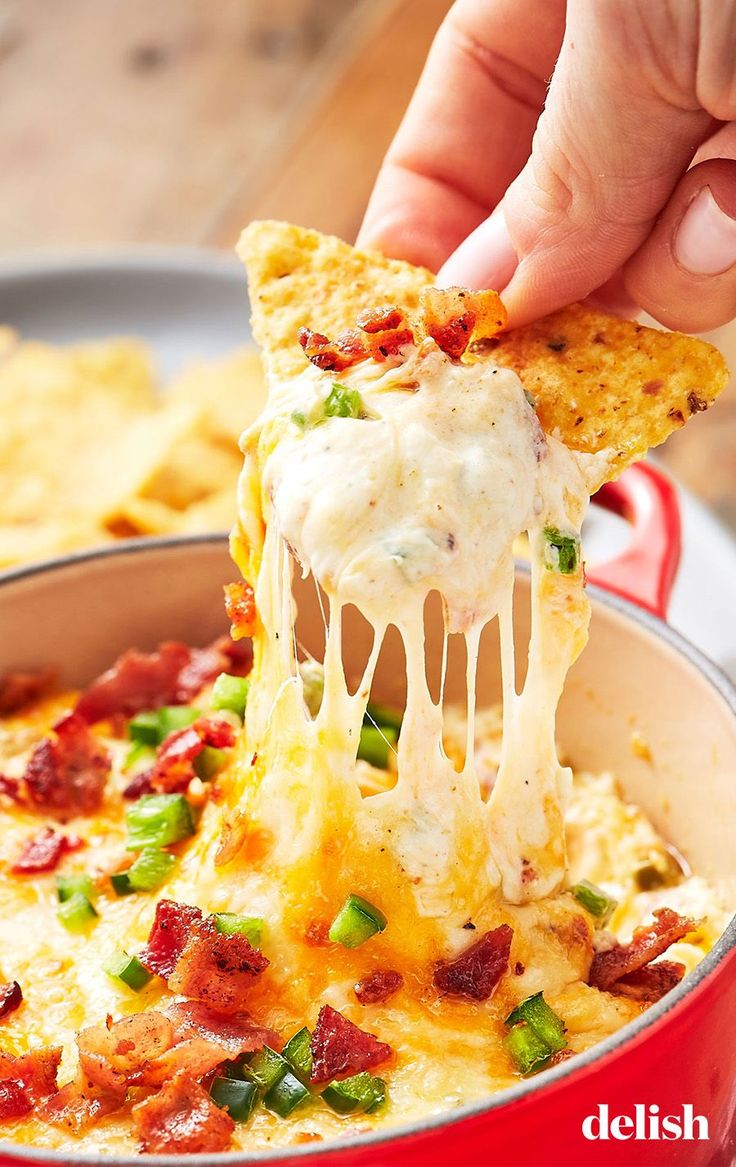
[359, 0, 736, 332]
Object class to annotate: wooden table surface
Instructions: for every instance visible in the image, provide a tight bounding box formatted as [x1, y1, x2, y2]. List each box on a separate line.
[0, 0, 732, 526]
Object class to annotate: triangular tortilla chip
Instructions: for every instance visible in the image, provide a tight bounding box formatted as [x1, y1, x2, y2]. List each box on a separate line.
[238, 221, 728, 475]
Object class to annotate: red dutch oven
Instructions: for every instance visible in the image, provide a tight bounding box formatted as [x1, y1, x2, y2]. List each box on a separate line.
[0, 462, 734, 1167]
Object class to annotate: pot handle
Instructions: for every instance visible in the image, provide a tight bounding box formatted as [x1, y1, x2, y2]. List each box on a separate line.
[586, 461, 681, 620]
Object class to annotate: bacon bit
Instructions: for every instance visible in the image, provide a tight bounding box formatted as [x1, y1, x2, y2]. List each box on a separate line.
[139, 899, 204, 980]
[175, 636, 252, 703]
[433, 924, 513, 1001]
[589, 909, 695, 992]
[420, 287, 507, 359]
[309, 1004, 392, 1084]
[75, 637, 252, 725]
[0, 667, 56, 715]
[0, 775, 19, 801]
[40, 1080, 119, 1134]
[0, 1080, 31, 1121]
[11, 826, 84, 874]
[354, 969, 403, 1006]
[304, 920, 332, 948]
[122, 770, 154, 799]
[143, 716, 237, 795]
[165, 1001, 279, 1057]
[20, 713, 110, 819]
[168, 916, 269, 1014]
[75, 641, 191, 723]
[356, 305, 406, 333]
[0, 1048, 61, 1122]
[224, 581, 257, 639]
[548, 1047, 575, 1067]
[78, 1012, 175, 1096]
[0, 982, 22, 1021]
[134, 1071, 234, 1154]
[610, 959, 686, 1003]
[299, 313, 414, 373]
[298, 326, 367, 373]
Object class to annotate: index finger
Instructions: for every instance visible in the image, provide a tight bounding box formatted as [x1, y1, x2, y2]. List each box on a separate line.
[358, 0, 566, 271]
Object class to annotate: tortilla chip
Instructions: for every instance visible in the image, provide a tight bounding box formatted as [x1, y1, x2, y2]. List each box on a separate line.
[168, 349, 267, 447]
[141, 433, 242, 511]
[239, 221, 728, 475]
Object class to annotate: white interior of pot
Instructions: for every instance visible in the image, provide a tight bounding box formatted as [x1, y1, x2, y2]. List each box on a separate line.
[2, 538, 735, 900]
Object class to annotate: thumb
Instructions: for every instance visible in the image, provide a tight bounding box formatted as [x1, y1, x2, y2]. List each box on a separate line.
[439, 0, 713, 327]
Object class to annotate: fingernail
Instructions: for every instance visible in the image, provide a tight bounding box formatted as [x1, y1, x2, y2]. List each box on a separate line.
[674, 187, 736, 276]
[437, 206, 518, 290]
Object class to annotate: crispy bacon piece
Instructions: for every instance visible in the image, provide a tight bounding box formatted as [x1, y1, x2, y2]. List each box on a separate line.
[134, 1071, 234, 1154]
[166, 1001, 279, 1056]
[139, 899, 204, 980]
[0, 1080, 31, 1121]
[75, 641, 191, 723]
[175, 636, 252, 703]
[589, 909, 695, 992]
[0, 1048, 61, 1123]
[0, 667, 56, 715]
[78, 1012, 175, 1096]
[168, 916, 269, 1013]
[611, 960, 686, 1003]
[224, 581, 257, 639]
[299, 311, 414, 374]
[354, 968, 404, 1006]
[74, 637, 252, 724]
[356, 305, 406, 333]
[309, 1004, 392, 1084]
[11, 826, 84, 874]
[144, 716, 237, 795]
[0, 981, 22, 1021]
[40, 1080, 119, 1134]
[298, 326, 368, 372]
[420, 287, 507, 359]
[21, 713, 110, 819]
[433, 924, 513, 1001]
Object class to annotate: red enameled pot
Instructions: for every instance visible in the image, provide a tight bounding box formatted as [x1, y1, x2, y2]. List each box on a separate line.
[0, 462, 734, 1167]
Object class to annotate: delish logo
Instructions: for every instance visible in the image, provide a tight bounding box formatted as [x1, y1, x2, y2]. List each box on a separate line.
[582, 1104, 709, 1141]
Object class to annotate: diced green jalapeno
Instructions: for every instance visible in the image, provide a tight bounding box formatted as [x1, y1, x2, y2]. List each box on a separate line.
[503, 1021, 552, 1076]
[357, 725, 397, 769]
[571, 879, 618, 925]
[505, 992, 567, 1054]
[322, 1072, 387, 1114]
[126, 846, 176, 892]
[328, 893, 387, 948]
[213, 912, 263, 946]
[210, 1075, 259, 1122]
[193, 746, 229, 781]
[323, 383, 365, 420]
[104, 950, 152, 991]
[211, 673, 249, 720]
[282, 1027, 312, 1081]
[110, 870, 134, 897]
[56, 874, 94, 903]
[125, 794, 195, 850]
[542, 527, 580, 574]
[247, 1046, 288, 1092]
[128, 706, 200, 747]
[57, 892, 97, 933]
[264, 1069, 310, 1117]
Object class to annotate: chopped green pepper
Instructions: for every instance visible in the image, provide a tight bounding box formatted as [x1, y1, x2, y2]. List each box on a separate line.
[56, 873, 94, 903]
[213, 912, 263, 946]
[542, 527, 580, 575]
[322, 1072, 386, 1114]
[505, 993, 567, 1054]
[124, 741, 156, 772]
[328, 893, 387, 948]
[264, 1070, 310, 1117]
[282, 1027, 312, 1082]
[193, 746, 229, 781]
[323, 383, 365, 420]
[57, 892, 97, 933]
[247, 1046, 288, 1092]
[126, 846, 176, 892]
[210, 1075, 259, 1123]
[104, 950, 152, 991]
[110, 870, 135, 897]
[503, 1021, 552, 1076]
[211, 673, 250, 720]
[357, 725, 397, 769]
[128, 706, 200, 747]
[125, 793, 195, 850]
[572, 879, 618, 925]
